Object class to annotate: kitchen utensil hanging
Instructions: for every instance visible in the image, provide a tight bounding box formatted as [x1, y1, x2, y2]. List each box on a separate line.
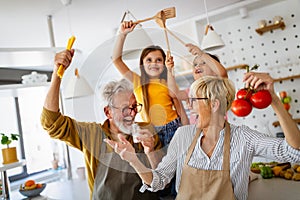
[133, 7, 176, 25]
[133, 7, 176, 55]
[155, 10, 172, 55]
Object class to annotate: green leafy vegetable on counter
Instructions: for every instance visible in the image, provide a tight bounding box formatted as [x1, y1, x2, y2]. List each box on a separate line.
[260, 166, 273, 179]
[251, 162, 264, 168]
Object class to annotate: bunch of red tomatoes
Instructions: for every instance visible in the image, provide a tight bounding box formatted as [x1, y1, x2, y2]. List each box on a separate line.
[231, 88, 272, 117]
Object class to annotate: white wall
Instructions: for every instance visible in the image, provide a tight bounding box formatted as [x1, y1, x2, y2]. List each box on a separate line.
[65, 0, 300, 166]
[210, 0, 300, 136]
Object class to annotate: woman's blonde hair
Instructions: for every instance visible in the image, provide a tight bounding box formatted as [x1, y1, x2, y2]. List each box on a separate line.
[190, 76, 235, 115]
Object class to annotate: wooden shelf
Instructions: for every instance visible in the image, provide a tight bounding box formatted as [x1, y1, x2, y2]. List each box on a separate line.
[274, 74, 300, 82]
[255, 21, 285, 35]
[225, 64, 248, 71]
[272, 118, 300, 127]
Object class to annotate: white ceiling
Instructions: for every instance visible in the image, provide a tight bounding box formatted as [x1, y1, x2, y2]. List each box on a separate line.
[0, 0, 281, 71]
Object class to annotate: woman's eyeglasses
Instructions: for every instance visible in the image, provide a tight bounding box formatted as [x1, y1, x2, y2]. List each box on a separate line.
[110, 103, 143, 116]
[188, 98, 208, 108]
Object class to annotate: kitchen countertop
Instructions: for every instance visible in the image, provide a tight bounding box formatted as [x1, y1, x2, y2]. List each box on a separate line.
[10, 176, 300, 200]
[10, 179, 89, 200]
[248, 177, 300, 200]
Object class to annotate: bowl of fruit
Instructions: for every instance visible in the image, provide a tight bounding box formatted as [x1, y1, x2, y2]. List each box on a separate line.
[19, 180, 46, 197]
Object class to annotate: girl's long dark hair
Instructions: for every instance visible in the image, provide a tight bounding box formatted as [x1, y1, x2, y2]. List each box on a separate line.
[139, 45, 167, 121]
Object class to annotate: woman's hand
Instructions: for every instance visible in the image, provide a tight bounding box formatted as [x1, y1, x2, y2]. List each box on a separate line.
[104, 134, 138, 163]
[119, 21, 136, 35]
[243, 72, 275, 95]
[244, 73, 300, 150]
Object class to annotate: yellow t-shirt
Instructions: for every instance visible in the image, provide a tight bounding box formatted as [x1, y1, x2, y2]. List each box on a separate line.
[133, 73, 178, 126]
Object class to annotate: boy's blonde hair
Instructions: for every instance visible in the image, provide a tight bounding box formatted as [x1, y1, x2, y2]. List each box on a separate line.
[190, 76, 235, 115]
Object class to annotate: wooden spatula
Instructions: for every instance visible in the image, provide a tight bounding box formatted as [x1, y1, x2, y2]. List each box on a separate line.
[153, 10, 173, 56]
[155, 14, 187, 47]
[133, 7, 176, 24]
[165, 28, 186, 46]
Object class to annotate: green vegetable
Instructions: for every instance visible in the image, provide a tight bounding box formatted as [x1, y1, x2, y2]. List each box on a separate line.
[251, 162, 263, 168]
[283, 96, 292, 104]
[260, 166, 273, 179]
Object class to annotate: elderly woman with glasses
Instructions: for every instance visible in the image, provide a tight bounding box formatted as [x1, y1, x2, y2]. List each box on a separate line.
[41, 50, 162, 200]
[105, 73, 300, 200]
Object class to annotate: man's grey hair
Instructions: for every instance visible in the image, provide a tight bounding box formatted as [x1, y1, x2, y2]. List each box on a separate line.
[102, 78, 133, 105]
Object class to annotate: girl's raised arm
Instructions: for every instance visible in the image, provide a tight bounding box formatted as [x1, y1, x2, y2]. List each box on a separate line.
[112, 21, 137, 82]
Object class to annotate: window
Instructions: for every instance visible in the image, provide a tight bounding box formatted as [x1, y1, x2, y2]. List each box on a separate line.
[0, 85, 66, 181]
[0, 96, 22, 176]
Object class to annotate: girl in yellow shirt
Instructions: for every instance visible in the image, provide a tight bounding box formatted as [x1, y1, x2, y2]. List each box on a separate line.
[112, 20, 188, 198]
[112, 21, 187, 148]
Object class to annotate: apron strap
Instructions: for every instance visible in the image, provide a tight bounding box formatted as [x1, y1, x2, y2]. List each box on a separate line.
[184, 127, 202, 165]
[222, 122, 230, 171]
[184, 122, 231, 170]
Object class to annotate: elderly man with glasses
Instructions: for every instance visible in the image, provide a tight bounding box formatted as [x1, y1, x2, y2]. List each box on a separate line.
[41, 49, 162, 200]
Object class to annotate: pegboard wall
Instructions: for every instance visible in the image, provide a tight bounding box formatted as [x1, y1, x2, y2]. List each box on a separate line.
[208, 0, 300, 138]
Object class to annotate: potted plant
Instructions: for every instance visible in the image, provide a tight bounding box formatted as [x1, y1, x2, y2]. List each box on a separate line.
[1, 133, 20, 164]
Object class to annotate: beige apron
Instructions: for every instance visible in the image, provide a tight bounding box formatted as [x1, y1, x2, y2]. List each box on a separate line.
[92, 131, 159, 200]
[176, 122, 235, 200]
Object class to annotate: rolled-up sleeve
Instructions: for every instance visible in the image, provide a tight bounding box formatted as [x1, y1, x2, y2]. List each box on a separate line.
[139, 126, 195, 193]
[280, 140, 300, 163]
[139, 169, 161, 192]
[242, 125, 300, 162]
[40, 107, 83, 150]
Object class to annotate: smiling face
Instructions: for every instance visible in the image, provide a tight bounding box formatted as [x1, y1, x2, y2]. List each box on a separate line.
[188, 95, 211, 129]
[142, 50, 165, 79]
[189, 76, 236, 130]
[109, 92, 138, 134]
[192, 55, 217, 80]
